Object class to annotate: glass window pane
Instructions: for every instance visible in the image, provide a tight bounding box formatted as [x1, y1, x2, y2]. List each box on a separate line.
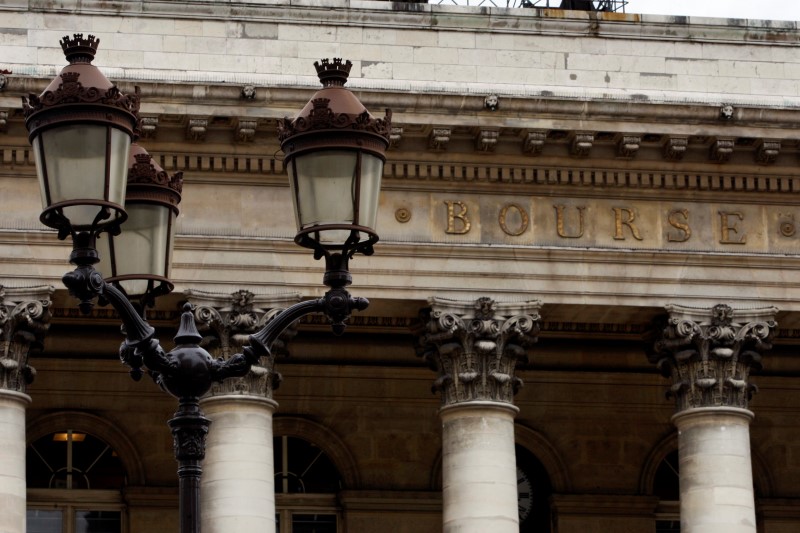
[75, 510, 121, 533]
[291, 513, 337, 533]
[26, 509, 63, 533]
[656, 520, 680, 533]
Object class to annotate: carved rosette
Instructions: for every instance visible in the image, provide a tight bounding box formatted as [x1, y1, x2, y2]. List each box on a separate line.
[0, 285, 54, 393]
[186, 289, 301, 399]
[416, 297, 541, 406]
[648, 304, 777, 413]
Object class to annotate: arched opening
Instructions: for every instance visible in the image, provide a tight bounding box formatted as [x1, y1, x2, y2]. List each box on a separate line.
[26, 429, 128, 533]
[516, 443, 554, 532]
[273, 433, 346, 533]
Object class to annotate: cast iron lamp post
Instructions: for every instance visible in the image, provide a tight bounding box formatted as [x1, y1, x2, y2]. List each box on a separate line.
[22, 35, 391, 533]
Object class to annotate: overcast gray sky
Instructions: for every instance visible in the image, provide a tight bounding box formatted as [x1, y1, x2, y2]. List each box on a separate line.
[627, 0, 800, 21]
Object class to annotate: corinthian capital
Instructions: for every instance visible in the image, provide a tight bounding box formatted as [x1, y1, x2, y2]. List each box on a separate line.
[648, 304, 777, 413]
[0, 285, 54, 393]
[185, 289, 301, 399]
[416, 296, 541, 406]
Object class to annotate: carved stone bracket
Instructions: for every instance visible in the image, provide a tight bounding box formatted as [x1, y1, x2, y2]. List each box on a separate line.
[429, 128, 451, 151]
[756, 139, 781, 165]
[416, 296, 541, 407]
[663, 136, 688, 160]
[236, 119, 257, 143]
[523, 130, 547, 156]
[0, 285, 54, 393]
[0, 110, 8, 133]
[647, 304, 777, 413]
[186, 118, 208, 142]
[139, 116, 158, 139]
[389, 126, 403, 149]
[185, 289, 301, 399]
[710, 138, 735, 162]
[475, 129, 499, 153]
[617, 134, 641, 159]
[570, 132, 594, 158]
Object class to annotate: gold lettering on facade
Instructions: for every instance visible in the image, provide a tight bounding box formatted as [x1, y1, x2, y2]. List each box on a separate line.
[667, 209, 692, 242]
[554, 205, 586, 239]
[719, 211, 747, 244]
[612, 207, 643, 241]
[499, 203, 529, 236]
[445, 201, 471, 234]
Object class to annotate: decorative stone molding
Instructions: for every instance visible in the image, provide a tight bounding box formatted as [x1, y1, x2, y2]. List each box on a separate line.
[522, 130, 547, 156]
[429, 128, 451, 151]
[756, 139, 781, 165]
[236, 119, 257, 143]
[617, 134, 641, 159]
[0, 285, 54, 393]
[186, 118, 208, 142]
[0, 110, 8, 133]
[186, 289, 301, 398]
[139, 116, 158, 139]
[647, 304, 777, 413]
[570, 132, 594, 158]
[416, 296, 541, 406]
[241, 85, 256, 100]
[710, 138, 735, 162]
[475, 129, 499, 152]
[663, 136, 688, 160]
[389, 126, 403, 149]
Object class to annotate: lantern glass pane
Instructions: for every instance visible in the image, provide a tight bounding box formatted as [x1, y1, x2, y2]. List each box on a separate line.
[96, 204, 174, 297]
[289, 150, 358, 229]
[357, 153, 383, 231]
[36, 125, 130, 228]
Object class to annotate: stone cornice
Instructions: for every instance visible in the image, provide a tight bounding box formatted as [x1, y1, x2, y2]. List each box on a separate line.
[3, 1, 798, 46]
[5, 144, 800, 200]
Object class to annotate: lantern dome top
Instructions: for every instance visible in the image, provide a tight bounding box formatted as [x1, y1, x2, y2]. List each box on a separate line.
[127, 144, 183, 213]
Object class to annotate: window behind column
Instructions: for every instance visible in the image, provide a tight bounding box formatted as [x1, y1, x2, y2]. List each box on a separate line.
[274, 435, 343, 533]
[26, 430, 126, 533]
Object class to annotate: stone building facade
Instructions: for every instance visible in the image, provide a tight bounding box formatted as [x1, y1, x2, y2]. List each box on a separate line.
[1, 2, 800, 532]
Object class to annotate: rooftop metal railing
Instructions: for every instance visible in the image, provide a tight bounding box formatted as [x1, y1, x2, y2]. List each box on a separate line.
[427, 0, 627, 11]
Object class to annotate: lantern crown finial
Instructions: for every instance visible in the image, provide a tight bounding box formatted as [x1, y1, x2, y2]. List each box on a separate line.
[314, 58, 352, 87]
[60, 34, 99, 64]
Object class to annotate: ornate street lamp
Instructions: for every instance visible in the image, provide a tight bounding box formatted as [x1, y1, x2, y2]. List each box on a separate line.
[95, 143, 183, 308]
[23, 35, 390, 533]
[279, 58, 391, 292]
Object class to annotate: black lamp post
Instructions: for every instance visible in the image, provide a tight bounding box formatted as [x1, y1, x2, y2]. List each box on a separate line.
[23, 36, 390, 533]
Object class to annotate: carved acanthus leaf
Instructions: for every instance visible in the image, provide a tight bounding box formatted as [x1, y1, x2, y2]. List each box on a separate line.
[416, 296, 541, 406]
[647, 304, 777, 412]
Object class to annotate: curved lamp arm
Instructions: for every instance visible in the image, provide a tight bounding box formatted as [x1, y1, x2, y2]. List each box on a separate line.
[244, 286, 369, 363]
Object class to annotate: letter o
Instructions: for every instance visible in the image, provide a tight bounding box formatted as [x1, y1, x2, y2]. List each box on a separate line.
[499, 203, 529, 236]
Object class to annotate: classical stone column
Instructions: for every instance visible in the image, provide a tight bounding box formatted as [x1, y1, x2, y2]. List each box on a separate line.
[189, 290, 299, 533]
[648, 304, 777, 533]
[417, 297, 541, 533]
[0, 285, 53, 533]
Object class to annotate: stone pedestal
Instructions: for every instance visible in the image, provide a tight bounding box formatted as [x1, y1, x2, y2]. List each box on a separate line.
[200, 395, 279, 533]
[0, 390, 31, 533]
[673, 407, 756, 533]
[440, 402, 519, 533]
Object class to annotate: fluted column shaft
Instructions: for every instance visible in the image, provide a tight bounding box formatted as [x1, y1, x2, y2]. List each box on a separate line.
[189, 290, 298, 533]
[649, 304, 776, 533]
[418, 296, 540, 533]
[0, 285, 53, 533]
